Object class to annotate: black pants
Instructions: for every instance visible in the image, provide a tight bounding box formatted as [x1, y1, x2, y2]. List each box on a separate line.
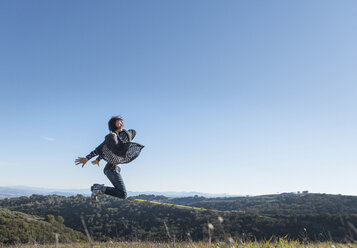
[103, 163, 127, 199]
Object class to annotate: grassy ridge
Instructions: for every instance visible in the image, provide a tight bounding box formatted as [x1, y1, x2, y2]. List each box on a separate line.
[134, 193, 357, 215]
[133, 198, 208, 211]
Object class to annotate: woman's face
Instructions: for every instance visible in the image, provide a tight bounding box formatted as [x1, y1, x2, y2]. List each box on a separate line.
[115, 120, 123, 132]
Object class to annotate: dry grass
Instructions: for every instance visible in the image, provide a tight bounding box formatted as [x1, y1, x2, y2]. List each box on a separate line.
[133, 199, 205, 211]
[1, 240, 357, 248]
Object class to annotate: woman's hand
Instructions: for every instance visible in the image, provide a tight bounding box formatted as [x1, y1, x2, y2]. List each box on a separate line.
[75, 157, 88, 168]
[91, 160, 100, 167]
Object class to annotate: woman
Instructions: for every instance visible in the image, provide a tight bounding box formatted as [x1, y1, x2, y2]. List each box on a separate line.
[75, 116, 144, 203]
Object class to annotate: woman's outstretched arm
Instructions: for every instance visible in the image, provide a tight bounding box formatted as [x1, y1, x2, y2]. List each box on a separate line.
[75, 142, 103, 168]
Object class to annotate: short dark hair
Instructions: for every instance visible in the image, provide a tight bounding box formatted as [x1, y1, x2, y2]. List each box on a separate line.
[108, 116, 123, 132]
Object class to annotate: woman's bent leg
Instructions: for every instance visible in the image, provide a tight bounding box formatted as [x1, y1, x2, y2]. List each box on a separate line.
[103, 164, 127, 199]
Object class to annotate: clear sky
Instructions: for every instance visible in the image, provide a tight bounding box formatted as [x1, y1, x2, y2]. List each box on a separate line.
[1, 1, 356, 196]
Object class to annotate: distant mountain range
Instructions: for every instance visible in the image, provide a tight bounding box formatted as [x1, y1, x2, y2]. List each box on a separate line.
[0, 186, 238, 199]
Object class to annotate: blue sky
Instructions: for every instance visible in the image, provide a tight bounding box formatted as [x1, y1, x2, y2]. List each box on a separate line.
[1, 1, 356, 196]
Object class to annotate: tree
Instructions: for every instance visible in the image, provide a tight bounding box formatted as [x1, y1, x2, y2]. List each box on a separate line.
[45, 214, 55, 224]
[56, 216, 64, 224]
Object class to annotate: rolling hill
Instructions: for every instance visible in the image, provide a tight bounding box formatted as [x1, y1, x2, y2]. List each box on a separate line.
[1, 194, 356, 243]
[0, 207, 86, 244]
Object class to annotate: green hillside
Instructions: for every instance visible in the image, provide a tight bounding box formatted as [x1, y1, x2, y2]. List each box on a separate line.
[1, 194, 357, 243]
[0, 208, 86, 244]
[134, 193, 357, 215]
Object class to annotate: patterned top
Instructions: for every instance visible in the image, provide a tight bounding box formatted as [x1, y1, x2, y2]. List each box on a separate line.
[86, 129, 144, 165]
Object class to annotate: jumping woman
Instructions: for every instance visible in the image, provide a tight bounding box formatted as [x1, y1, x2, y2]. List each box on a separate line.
[75, 116, 144, 202]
